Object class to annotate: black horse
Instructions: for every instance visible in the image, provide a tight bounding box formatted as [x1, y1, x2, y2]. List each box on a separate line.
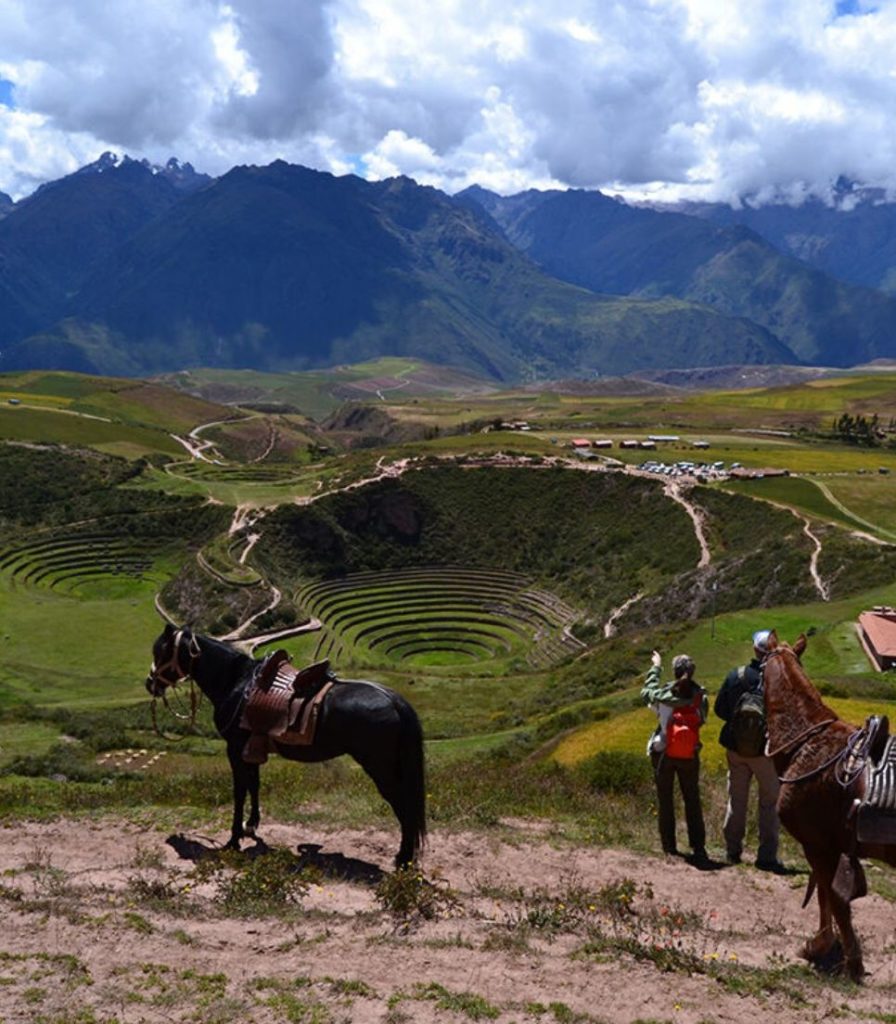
[146, 624, 426, 867]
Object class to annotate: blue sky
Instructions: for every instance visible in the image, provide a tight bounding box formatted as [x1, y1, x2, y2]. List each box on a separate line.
[2, 1, 896, 203]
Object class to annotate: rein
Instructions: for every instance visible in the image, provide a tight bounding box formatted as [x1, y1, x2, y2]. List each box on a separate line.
[767, 718, 837, 760]
[763, 645, 855, 787]
[776, 724, 848, 785]
[151, 683, 200, 741]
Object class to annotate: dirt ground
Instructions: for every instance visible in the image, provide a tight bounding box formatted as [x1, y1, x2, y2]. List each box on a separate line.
[0, 817, 894, 1023]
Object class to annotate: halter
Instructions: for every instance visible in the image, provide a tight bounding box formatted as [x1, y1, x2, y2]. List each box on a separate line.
[148, 629, 200, 689]
[147, 629, 201, 738]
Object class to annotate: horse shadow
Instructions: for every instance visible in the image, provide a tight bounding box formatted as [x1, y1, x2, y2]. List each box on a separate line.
[165, 833, 385, 886]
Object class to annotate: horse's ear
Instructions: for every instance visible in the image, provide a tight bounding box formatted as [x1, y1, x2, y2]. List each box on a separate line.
[766, 629, 779, 650]
[793, 633, 808, 657]
[163, 622, 175, 637]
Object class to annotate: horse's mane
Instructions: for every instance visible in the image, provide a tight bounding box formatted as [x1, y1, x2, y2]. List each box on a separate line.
[196, 633, 254, 677]
[763, 643, 844, 755]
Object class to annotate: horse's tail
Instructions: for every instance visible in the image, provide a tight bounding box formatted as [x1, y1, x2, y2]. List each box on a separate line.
[394, 693, 427, 862]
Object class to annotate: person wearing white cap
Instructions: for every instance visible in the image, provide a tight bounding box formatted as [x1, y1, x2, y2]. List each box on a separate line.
[714, 630, 785, 872]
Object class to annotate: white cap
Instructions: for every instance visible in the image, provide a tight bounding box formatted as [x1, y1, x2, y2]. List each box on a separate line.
[753, 630, 771, 654]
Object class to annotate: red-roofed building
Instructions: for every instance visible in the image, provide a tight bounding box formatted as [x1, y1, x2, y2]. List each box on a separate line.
[858, 609, 896, 671]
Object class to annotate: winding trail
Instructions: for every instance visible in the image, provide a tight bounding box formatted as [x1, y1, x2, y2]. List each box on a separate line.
[735, 492, 831, 602]
[219, 585, 282, 642]
[812, 479, 896, 543]
[789, 509, 829, 601]
[250, 421, 277, 463]
[604, 591, 645, 639]
[663, 480, 711, 569]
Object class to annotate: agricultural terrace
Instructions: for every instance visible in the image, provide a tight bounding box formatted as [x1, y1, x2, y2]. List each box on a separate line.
[295, 566, 583, 670]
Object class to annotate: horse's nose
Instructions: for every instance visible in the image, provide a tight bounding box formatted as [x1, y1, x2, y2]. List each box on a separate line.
[146, 675, 161, 696]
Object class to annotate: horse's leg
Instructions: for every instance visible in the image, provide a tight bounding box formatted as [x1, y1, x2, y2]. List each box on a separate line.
[244, 760, 261, 837]
[829, 884, 864, 981]
[356, 755, 415, 868]
[801, 854, 838, 965]
[225, 743, 258, 849]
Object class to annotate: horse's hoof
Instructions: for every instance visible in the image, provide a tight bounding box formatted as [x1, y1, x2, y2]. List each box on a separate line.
[802, 938, 846, 975]
[846, 959, 866, 983]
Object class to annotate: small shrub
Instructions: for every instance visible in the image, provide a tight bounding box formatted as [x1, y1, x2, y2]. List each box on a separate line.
[191, 847, 315, 914]
[374, 865, 460, 927]
[577, 751, 651, 794]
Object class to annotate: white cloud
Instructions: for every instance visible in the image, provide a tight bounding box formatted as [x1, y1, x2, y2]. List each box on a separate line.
[2, 0, 896, 202]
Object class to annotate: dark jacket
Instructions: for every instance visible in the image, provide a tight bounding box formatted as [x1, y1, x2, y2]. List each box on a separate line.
[714, 657, 763, 752]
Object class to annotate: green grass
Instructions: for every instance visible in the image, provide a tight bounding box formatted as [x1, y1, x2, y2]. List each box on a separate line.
[550, 690, 896, 774]
[821, 475, 896, 537]
[0, 573, 164, 705]
[0, 405, 182, 456]
[720, 475, 869, 530]
[0, 721, 62, 767]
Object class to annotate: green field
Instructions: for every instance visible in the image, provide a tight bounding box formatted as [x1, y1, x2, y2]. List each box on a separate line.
[721, 475, 871, 531]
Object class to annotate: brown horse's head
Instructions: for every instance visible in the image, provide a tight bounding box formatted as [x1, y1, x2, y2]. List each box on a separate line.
[762, 631, 833, 756]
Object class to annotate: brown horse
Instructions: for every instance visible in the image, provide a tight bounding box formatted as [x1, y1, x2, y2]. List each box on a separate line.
[762, 631, 896, 980]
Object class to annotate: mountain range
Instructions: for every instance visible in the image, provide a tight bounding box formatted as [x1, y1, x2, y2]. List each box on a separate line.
[3, 155, 896, 381]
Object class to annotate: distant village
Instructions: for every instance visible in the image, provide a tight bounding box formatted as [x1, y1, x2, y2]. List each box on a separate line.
[561, 432, 788, 482]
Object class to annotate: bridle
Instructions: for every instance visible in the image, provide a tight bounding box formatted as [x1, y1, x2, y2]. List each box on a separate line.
[146, 629, 201, 737]
[762, 645, 865, 787]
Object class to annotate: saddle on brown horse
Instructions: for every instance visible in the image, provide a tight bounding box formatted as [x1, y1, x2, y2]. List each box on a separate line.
[239, 651, 335, 764]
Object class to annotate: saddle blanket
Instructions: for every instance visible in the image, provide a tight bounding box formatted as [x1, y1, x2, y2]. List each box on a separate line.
[239, 654, 333, 764]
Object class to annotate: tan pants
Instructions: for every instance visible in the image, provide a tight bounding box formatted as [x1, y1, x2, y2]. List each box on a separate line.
[723, 749, 780, 863]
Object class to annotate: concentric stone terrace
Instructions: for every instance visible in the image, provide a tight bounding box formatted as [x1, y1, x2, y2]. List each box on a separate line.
[0, 531, 163, 593]
[298, 567, 585, 669]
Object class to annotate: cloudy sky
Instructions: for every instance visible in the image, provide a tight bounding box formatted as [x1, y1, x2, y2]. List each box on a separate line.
[0, 0, 893, 204]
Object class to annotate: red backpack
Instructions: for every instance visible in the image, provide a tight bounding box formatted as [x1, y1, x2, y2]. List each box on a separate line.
[665, 694, 703, 759]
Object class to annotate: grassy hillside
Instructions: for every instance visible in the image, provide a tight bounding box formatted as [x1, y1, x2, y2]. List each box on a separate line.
[254, 466, 699, 620]
[3, 363, 896, 875]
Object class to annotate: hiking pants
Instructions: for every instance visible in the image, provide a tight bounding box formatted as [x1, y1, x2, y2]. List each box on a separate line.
[723, 749, 780, 863]
[650, 751, 705, 855]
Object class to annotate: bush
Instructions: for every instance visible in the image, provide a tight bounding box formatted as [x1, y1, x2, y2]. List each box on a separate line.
[4, 741, 117, 784]
[374, 865, 460, 927]
[191, 847, 316, 913]
[576, 751, 652, 794]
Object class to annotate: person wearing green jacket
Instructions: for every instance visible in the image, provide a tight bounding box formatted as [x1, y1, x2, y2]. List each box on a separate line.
[642, 650, 709, 864]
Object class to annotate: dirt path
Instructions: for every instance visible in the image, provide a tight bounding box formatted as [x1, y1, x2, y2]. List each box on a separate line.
[664, 481, 711, 568]
[604, 590, 645, 639]
[812, 479, 896, 544]
[799, 514, 831, 602]
[1, 818, 894, 1024]
[219, 585, 281, 641]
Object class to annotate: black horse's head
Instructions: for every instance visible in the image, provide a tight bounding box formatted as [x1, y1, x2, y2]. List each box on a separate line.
[146, 623, 200, 696]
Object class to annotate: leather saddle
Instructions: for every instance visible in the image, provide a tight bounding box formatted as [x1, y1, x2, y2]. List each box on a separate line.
[239, 652, 333, 764]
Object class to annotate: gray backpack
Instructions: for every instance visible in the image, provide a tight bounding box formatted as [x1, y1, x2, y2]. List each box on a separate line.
[730, 666, 767, 757]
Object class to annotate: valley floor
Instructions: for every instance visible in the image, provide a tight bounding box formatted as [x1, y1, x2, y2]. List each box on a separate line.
[1, 818, 894, 1023]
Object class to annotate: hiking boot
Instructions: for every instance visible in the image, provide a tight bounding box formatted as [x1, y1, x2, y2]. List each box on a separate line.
[662, 846, 679, 856]
[691, 848, 710, 866]
[726, 851, 741, 865]
[756, 859, 787, 874]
